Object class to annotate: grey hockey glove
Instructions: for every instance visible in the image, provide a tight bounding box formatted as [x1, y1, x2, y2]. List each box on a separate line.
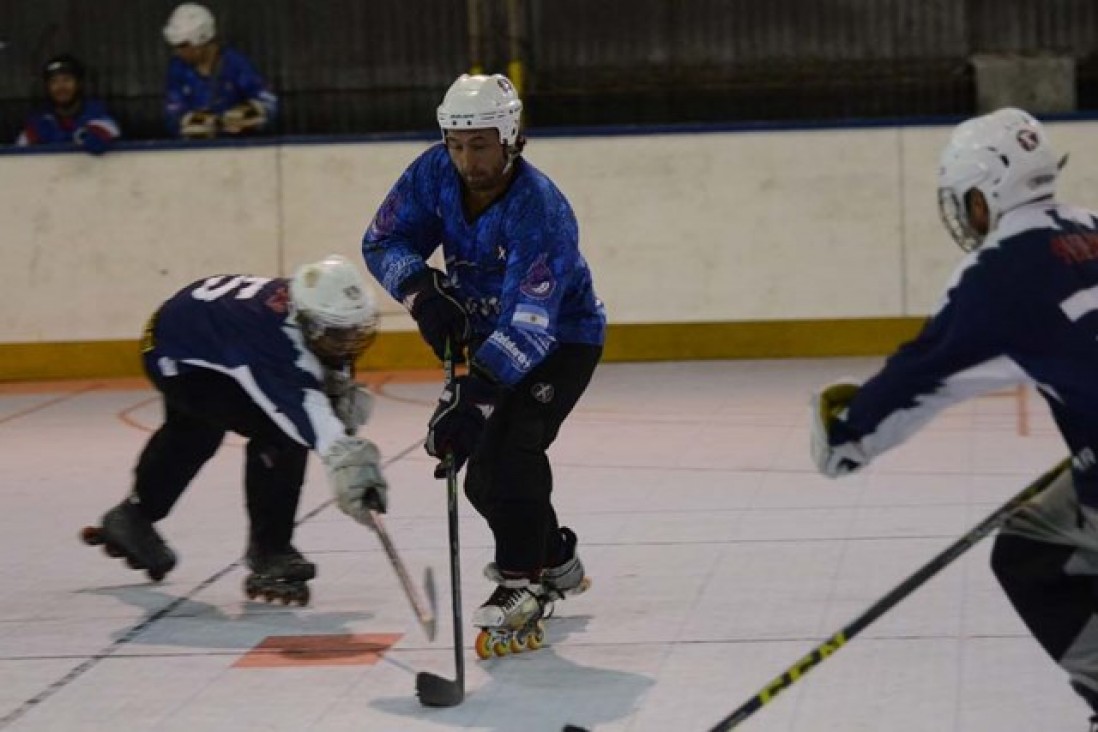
[400, 268, 470, 363]
[323, 437, 388, 528]
[180, 110, 218, 138]
[220, 100, 268, 135]
[425, 365, 500, 477]
[810, 380, 871, 478]
[323, 370, 374, 433]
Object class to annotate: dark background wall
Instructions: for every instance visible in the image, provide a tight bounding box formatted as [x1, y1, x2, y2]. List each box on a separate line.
[1, 0, 1096, 142]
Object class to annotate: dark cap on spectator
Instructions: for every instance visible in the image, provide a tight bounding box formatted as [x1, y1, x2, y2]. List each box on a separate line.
[42, 54, 86, 82]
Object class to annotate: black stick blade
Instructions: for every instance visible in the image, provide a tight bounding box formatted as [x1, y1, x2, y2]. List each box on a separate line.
[415, 671, 464, 707]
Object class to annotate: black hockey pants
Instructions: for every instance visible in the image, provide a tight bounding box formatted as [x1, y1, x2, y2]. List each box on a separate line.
[132, 363, 308, 553]
[464, 343, 602, 576]
[991, 467, 1098, 715]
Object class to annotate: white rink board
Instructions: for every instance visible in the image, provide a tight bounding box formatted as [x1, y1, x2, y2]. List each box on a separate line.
[2, 119, 1097, 343]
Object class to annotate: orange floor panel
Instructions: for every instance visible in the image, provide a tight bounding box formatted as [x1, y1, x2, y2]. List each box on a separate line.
[232, 633, 403, 669]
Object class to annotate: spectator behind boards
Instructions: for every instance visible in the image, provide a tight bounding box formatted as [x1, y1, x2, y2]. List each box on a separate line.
[16, 54, 120, 155]
[162, 3, 278, 139]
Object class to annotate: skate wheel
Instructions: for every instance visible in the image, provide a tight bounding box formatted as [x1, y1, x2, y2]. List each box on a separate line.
[295, 586, 310, 606]
[492, 636, 512, 657]
[80, 527, 103, 546]
[475, 630, 494, 660]
[147, 568, 166, 583]
[103, 544, 123, 558]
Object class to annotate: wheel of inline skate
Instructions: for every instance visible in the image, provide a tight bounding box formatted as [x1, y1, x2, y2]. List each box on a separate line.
[103, 544, 123, 558]
[294, 585, 310, 606]
[147, 568, 166, 582]
[475, 629, 494, 660]
[491, 631, 512, 657]
[525, 624, 545, 651]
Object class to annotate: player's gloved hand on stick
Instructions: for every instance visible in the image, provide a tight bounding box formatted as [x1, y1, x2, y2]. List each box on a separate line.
[324, 370, 374, 433]
[324, 437, 388, 529]
[426, 364, 501, 477]
[810, 379, 871, 478]
[400, 268, 470, 363]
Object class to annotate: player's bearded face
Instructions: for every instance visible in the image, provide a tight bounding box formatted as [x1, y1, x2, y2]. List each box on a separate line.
[445, 130, 509, 192]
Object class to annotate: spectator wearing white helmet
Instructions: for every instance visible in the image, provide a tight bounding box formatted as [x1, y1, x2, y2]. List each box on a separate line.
[161, 2, 277, 139]
[81, 255, 386, 607]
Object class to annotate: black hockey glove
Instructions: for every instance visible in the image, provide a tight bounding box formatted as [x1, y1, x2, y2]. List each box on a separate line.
[400, 268, 470, 363]
[426, 365, 501, 477]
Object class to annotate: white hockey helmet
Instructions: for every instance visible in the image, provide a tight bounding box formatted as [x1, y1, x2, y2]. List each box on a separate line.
[163, 3, 216, 46]
[290, 255, 379, 363]
[937, 107, 1060, 251]
[437, 73, 523, 148]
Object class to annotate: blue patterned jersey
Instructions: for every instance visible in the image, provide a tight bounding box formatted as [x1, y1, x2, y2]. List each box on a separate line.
[145, 275, 346, 455]
[362, 144, 606, 385]
[164, 46, 277, 136]
[16, 98, 119, 151]
[833, 202, 1098, 505]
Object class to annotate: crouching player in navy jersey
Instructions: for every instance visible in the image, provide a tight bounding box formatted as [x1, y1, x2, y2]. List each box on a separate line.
[84, 255, 387, 606]
[812, 108, 1098, 729]
[362, 73, 606, 655]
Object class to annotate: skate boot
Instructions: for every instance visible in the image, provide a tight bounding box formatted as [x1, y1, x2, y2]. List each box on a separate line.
[539, 527, 591, 616]
[473, 564, 548, 659]
[243, 543, 316, 607]
[80, 500, 177, 582]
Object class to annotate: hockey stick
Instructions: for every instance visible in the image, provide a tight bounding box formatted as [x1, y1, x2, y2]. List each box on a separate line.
[416, 343, 466, 707]
[335, 365, 439, 640]
[703, 457, 1070, 732]
[368, 509, 438, 641]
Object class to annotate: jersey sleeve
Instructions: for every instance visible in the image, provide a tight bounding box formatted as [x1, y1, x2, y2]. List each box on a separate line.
[163, 59, 191, 136]
[245, 352, 348, 456]
[228, 50, 278, 123]
[361, 149, 445, 299]
[835, 250, 1028, 458]
[472, 194, 575, 385]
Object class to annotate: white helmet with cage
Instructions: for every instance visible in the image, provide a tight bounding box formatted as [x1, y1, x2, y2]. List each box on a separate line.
[937, 107, 1061, 251]
[437, 73, 523, 148]
[290, 255, 379, 364]
[163, 3, 217, 46]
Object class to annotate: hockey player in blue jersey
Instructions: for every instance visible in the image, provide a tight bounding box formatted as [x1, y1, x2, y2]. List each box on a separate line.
[83, 255, 387, 606]
[362, 73, 606, 656]
[16, 54, 119, 154]
[161, 3, 277, 139]
[812, 108, 1098, 728]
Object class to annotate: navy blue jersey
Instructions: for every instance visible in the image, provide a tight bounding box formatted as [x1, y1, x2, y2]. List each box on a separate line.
[835, 202, 1098, 505]
[16, 98, 119, 147]
[145, 275, 346, 455]
[164, 46, 277, 136]
[362, 144, 606, 385]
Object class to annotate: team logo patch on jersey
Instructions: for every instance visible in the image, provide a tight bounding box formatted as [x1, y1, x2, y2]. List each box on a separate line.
[531, 382, 554, 404]
[512, 303, 550, 332]
[520, 254, 556, 300]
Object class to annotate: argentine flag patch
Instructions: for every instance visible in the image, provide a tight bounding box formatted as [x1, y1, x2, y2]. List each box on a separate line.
[513, 303, 550, 332]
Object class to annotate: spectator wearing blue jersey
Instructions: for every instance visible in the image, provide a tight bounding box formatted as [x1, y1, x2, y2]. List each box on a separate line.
[161, 3, 277, 139]
[362, 73, 606, 645]
[16, 54, 119, 155]
[83, 255, 388, 606]
[812, 108, 1098, 728]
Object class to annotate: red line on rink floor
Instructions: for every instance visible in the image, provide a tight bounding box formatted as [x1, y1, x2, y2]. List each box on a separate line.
[0, 383, 101, 427]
